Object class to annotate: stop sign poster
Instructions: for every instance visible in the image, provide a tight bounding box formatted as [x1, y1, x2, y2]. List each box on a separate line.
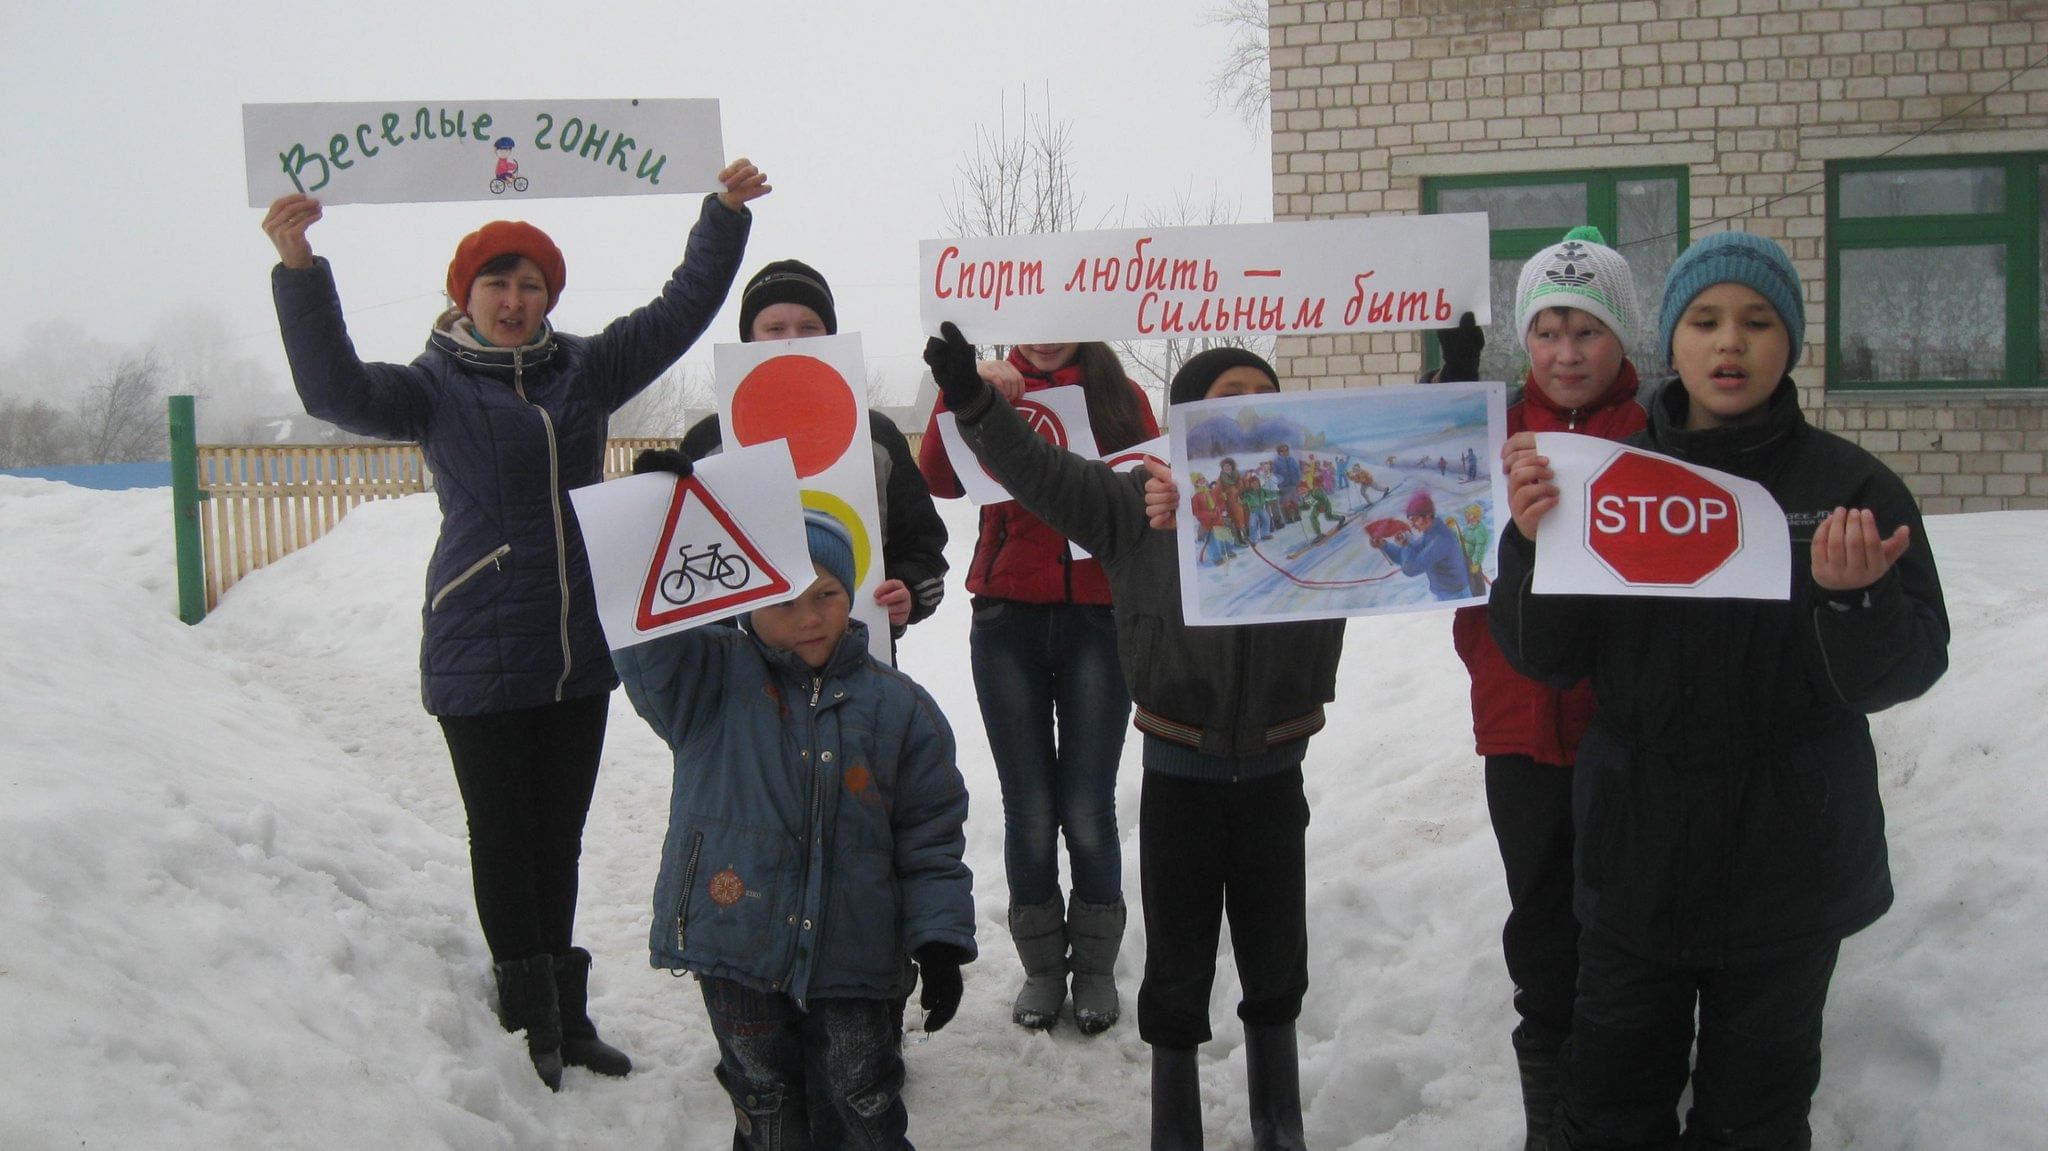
[713, 333, 891, 662]
[569, 441, 813, 650]
[1530, 433, 1790, 600]
[932, 385, 1101, 505]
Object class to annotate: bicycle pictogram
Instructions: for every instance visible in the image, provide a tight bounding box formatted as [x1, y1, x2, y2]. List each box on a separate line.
[657, 542, 752, 605]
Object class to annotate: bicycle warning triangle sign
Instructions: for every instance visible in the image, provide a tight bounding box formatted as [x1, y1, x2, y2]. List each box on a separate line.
[635, 476, 794, 630]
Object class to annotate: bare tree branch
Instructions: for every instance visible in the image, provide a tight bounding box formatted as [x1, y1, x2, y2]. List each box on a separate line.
[1115, 187, 1275, 399]
[72, 352, 168, 463]
[0, 396, 76, 467]
[609, 361, 717, 438]
[1206, 0, 1271, 130]
[945, 85, 1087, 240]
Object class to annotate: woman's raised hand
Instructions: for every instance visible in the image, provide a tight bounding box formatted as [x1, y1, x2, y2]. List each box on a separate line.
[261, 194, 322, 269]
[717, 158, 771, 212]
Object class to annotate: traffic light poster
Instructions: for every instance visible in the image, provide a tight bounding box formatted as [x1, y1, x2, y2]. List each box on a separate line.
[1170, 382, 1508, 626]
[713, 333, 892, 663]
[1530, 433, 1790, 600]
[568, 441, 813, 651]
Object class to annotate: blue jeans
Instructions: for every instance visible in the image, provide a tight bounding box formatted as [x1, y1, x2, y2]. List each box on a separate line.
[700, 978, 910, 1150]
[968, 600, 1130, 907]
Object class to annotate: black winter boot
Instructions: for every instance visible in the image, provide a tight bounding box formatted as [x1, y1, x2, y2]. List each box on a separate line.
[554, 947, 632, 1077]
[1513, 1027, 1562, 1150]
[493, 954, 564, 1091]
[1245, 1023, 1307, 1151]
[1151, 1044, 1204, 1151]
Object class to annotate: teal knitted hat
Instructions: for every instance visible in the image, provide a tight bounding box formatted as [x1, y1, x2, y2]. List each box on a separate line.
[803, 510, 857, 595]
[1657, 231, 1806, 369]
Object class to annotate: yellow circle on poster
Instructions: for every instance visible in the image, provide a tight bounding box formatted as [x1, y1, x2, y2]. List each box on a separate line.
[799, 490, 874, 589]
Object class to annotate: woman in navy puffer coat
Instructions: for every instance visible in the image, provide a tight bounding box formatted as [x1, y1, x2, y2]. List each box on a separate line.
[260, 160, 768, 1089]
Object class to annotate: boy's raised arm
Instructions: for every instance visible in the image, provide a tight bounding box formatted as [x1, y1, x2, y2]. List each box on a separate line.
[924, 323, 1151, 562]
[612, 625, 732, 750]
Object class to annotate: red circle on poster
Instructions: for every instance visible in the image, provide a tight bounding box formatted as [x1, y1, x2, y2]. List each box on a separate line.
[730, 355, 859, 479]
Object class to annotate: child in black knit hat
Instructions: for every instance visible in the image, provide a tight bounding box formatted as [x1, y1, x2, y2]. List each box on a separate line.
[927, 327, 1342, 1150]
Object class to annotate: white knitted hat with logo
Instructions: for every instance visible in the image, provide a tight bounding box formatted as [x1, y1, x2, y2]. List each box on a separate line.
[1514, 225, 1641, 343]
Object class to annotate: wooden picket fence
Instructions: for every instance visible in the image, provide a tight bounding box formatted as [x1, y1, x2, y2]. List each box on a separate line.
[194, 437, 673, 610]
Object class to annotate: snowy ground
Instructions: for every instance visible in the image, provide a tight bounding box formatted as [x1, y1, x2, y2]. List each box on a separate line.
[2, 476, 2044, 1150]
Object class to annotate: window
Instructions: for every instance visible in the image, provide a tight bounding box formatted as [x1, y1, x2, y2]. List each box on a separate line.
[1826, 153, 2043, 390]
[1423, 167, 1689, 384]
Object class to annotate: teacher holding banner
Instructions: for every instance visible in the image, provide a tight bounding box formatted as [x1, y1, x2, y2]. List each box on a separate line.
[260, 158, 768, 1091]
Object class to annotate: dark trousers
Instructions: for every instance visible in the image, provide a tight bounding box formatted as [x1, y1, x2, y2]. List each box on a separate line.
[1557, 931, 1840, 1151]
[969, 601, 1131, 907]
[701, 977, 910, 1150]
[1136, 768, 1310, 1049]
[438, 692, 609, 963]
[1485, 754, 1580, 1050]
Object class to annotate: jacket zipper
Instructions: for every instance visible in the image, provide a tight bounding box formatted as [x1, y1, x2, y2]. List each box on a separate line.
[674, 830, 704, 954]
[788, 674, 826, 1003]
[513, 350, 576, 701]
[429, 544, 510, 611]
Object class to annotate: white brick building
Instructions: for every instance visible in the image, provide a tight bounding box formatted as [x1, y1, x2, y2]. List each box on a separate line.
[1269, 0, 2048, 511]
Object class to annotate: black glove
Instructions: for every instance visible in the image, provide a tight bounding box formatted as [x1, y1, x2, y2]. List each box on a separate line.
[912, 943, 967, 1033]
[632, 447, 694, 478]
[1436, 311, 1485, 383]
[921, 322, 993, 422]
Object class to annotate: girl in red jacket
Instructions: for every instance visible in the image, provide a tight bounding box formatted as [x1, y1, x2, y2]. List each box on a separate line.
[919, 342, 1157, 1034]
[1437, 225, 1647, 1150]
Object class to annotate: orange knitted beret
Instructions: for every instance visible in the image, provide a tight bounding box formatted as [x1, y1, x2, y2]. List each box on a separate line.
[446, 221, 566, 312]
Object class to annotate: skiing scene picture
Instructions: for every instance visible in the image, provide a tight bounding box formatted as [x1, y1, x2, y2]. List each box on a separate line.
[1171, 383, 1505, 624]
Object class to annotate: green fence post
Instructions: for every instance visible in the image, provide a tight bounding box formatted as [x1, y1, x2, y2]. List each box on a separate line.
[168, 395, 207, 624]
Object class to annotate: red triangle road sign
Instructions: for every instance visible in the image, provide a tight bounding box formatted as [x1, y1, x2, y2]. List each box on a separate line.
[634, 476, 794, 630]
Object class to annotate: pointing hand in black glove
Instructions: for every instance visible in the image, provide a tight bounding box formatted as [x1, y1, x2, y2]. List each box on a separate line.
[632, 447, 694, 478]
[921, 322, 994, 423]
[1435, 311, 1485, 383]
[912, 943, 968, 1033]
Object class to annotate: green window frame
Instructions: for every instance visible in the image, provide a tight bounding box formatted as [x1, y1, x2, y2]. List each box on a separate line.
[1825, 153, 2043, 392]
[1422, 166, 1690, 382]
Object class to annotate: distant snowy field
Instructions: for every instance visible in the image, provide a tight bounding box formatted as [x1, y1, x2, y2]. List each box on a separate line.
[2, 475, 2043, 1150]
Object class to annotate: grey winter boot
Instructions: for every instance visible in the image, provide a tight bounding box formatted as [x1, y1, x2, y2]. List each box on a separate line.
[1066, 897, 1127, 1035]
[1513, 1029, 1563, 1151]
[1151, 1044, 1204, 1150]
[1008, 897, 1068, 1030]
[1245, 1022, 1307, 1151]
[493, 954, 564, 1091]
[554, 947, 632, 1078]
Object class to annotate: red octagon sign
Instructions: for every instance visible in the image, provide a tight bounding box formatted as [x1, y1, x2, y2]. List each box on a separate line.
[1585, 450, 1742, 586]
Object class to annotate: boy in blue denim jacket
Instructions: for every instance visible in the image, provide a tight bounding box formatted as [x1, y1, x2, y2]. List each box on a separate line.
[614, 491, 975, 1149]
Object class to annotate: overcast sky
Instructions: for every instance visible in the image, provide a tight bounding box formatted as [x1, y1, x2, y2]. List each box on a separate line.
[1, 1, 1270, 406]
